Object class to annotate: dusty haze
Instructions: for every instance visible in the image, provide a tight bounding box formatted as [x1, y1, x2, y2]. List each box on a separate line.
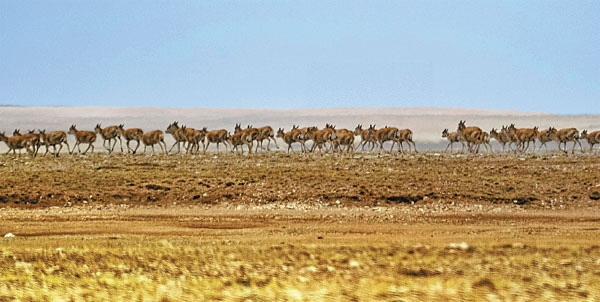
[1, 106, 599, 152]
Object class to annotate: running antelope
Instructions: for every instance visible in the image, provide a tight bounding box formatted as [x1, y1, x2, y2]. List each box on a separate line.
[334, 128, 355, 153]
[233, 124, 258, 154]
[13, 129, 41, 156]
[276, 126, 303, 153]
[68, 125, 97, 154]
[142, 130, 168, 154]
[166, 122, 187, 153]
[490, 127, 510, 152]
[255, 126, 279, 152]
[95, 124, 123, 154]
[580, 130, 600, 152]
[537, 127, 553, 151]
[547, 127, 583, 154]
[442, 128, 465, 152]
[394, 128, 417, 153]
[182, 126, 207, 154]
[0, 132, 32, 155]
[229, 129, 254, 154]
[296, 126, 317, 152]
[507, 124, 538, 152]
[204, 129, 230, 152]
[39, 130, 70, 156]
[457, 120, 484, 153]
[375, 126, 399, 154]
[308, 125, 337, 153]
[118, 125, 144, 154]
[355, 124, 377, 151]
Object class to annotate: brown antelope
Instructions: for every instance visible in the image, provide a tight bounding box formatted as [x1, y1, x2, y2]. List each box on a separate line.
[547, 127, 583, 154]
[375, 126, 399, 154]
[182, 126, 207, 154]
[537, 127, 553, 151]
[95, 124, 123, 154]
[204, 129, 230, 152]
[229, 129, 254, 154]
[166, 122, 187, 153]
[507, 124, 538, 152]
[255, 126, 279, 152]
[442, 128, 465, 152]
[276, 126, 304, 153]
[479, 131, 493, 153]
[307, 125, 337, 153]
[0, 132, 32, 155]
[13, 129, 41, 156]
[117, 125, 144, 154]
[334, 128, 355, 153]
[142, 130, 168, 154]
[580, 130, 600, 152]
[457, 120, 484, 153]
[393, 128, 417, 153]
[68, 125, 96, 155]
[354, 124, 377, 151]
[296, 126, 317, 152]
[39, 130, 70, 156]
[232, 124, 258, 154]
[490, 127, 510, 152]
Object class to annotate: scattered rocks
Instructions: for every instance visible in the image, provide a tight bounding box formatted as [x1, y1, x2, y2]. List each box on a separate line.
[589, 192, 600, 200]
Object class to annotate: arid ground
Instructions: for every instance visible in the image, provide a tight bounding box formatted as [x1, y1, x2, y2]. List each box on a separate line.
[1, 152, 600, 301]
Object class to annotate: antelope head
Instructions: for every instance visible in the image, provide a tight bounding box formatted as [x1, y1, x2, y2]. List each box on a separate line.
[276, 128, 285, 138]
[442, 128, 449, 137]
[13, 129, 21, 136]
[68, 125, 77, 134]
[95, 124, 102, 133]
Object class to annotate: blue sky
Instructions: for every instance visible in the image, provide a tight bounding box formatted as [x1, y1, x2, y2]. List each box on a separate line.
[1, 1, 599, 113]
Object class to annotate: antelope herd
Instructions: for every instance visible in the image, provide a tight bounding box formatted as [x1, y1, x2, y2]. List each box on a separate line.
[0, 120, 599, 157]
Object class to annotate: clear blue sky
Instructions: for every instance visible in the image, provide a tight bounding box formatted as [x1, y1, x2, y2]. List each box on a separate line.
[1, 1, 599, 113]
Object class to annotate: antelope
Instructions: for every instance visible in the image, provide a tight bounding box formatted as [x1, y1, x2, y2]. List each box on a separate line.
[537, 127, 553, 151]
[507, 124, 538, 152]
[232, 124, 258, 154]
[13, 129, 41, 156]
[68, 125, 96, 154]
[39, 130, 70, 156]
[394, 128, 417, 153]
[307, 125, 337, 153]
[375, 126, 399, 154]
[296, 126, 317, 152]
[95, 124, 123, 154]
[229, 130, 253, 154]
[479, 131, 493, 153]
[276, 126, 303, 153]
[166, 122, 187, 153]
[457, 120, 484, 153]
[0, 132, 32, 155]
[142, 130, 168, 154]
[580, 130, 600, 152]
[355, 124, 377, 151]
[255, 126, 279, 152]
[182, 126, 207, 154]
[442, 128, 465, 152]
[334, 129, 355, 153]
[547, 127, 583, 154]
[204, 129, 230, 152]
[490, 127, 510, 152]
[117, 125, 144, 154]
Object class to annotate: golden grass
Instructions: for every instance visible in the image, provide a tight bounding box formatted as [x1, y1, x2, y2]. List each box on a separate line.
[1, 237, 599, 301]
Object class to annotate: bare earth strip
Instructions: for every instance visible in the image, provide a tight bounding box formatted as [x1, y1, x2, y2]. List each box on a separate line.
[1, 152, 600, 301]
